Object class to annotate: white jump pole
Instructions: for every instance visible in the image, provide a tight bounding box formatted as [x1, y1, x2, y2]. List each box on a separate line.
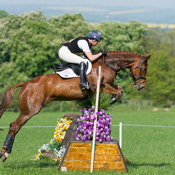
[90, 66, 101, 173]
[119, 122, 122, 148]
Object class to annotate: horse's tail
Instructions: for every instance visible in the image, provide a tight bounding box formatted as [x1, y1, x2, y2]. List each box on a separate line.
[0, 82, 25, 119]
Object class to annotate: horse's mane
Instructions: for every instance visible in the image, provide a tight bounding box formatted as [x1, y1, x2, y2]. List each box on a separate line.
[107, 51, 143, 57]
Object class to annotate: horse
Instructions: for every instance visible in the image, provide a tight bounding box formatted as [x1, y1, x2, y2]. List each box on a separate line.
[0, 51, 151, 162]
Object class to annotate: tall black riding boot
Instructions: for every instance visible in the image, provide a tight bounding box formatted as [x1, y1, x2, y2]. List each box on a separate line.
[79, 62, 94, 90]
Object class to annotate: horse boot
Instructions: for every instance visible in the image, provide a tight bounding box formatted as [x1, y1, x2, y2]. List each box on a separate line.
[79, 62, 94, 90]
[0, 134, 15, 162]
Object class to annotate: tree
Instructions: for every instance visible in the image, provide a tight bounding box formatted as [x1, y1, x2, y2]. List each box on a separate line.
[0, 62, 29, 96]
[0, 10, 8, 18]
[97, 21, 147, 52]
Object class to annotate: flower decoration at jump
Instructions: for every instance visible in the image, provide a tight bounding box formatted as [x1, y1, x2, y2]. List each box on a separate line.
[53, 117, 72, 142]
[34, 117, 72, 161]
[75, 106, 115, 142]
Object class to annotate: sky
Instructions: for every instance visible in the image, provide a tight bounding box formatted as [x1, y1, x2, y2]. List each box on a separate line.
[1, 0, 175, 9]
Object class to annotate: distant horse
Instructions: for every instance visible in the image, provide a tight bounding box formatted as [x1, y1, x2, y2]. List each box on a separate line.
[0, 51, 151, 162]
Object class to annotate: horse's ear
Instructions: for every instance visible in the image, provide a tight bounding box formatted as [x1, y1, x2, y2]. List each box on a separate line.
[145, 54, 151, 61]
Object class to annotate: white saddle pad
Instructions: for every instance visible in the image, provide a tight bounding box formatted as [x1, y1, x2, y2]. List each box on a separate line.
[56, 60, 92, 78]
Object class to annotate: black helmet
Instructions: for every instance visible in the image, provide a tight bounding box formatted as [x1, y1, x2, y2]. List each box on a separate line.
[87, 30, 103, 42]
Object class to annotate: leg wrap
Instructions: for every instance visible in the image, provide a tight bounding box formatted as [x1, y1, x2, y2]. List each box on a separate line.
[4, 135, 15, 154]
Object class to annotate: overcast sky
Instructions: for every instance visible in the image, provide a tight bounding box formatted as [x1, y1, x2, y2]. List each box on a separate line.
[1, 0, 175, 9]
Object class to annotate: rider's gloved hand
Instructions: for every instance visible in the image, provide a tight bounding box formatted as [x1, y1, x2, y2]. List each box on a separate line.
[101, 49, 107, 56]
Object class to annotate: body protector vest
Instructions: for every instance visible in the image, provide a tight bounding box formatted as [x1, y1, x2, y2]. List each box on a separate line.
[61, 37, 92, 56]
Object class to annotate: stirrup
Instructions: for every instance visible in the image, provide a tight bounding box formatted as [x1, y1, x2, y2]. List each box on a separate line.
[79, 83, 95, 90]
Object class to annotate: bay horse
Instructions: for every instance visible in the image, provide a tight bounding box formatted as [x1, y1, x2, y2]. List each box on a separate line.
[0, 51, 151, 162]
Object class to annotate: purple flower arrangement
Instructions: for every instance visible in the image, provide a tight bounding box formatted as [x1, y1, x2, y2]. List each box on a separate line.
[75, 106, 115, 142]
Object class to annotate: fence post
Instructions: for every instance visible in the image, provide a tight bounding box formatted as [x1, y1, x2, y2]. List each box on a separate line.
[119, 122, 122, 148]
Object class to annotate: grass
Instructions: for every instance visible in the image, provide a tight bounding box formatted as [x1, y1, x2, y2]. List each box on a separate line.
[0, 108, 175, 175]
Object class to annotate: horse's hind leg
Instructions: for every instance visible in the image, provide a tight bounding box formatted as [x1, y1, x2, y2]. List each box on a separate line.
[0, 112, 35, 162]
[0, 95, 44, 162]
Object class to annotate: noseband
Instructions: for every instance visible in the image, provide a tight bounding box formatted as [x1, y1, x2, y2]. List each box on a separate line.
[98, 54, 147, 89]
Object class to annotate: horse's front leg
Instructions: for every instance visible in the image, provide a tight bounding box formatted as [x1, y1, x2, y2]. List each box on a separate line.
[102, 84, 123, 104]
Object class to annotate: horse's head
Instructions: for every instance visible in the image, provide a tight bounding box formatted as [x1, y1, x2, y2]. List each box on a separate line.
[130, 54, 151, 90]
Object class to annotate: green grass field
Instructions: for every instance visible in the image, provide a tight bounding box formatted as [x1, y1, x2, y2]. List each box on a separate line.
[0, 108, 175, 175]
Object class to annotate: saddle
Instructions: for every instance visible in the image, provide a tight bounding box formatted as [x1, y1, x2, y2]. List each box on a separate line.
[54, 63, 88, 76]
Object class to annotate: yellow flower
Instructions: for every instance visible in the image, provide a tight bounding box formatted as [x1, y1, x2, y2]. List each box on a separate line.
[68, 120, 72, 124]
[63, 126, 67, 130]
[53, 157, 61, 162]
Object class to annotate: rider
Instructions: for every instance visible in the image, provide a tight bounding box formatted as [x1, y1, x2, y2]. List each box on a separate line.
[58, 30, 107, 90]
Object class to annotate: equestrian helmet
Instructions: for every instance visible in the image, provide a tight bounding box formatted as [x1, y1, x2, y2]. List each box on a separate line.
[87, 30, 103, 42]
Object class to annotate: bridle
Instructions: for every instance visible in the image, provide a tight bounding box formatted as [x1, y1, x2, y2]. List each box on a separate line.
[131, 55, 147, 89]
[98, 54, 147, 89]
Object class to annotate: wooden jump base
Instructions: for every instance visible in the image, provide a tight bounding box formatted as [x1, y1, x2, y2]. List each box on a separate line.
[58, 139, 128, 172]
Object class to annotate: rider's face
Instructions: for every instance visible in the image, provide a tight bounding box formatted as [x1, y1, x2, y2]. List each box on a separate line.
[91, 40, 99, 46]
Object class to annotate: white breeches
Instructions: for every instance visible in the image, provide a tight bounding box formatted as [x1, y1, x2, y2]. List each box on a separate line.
[58, 46, 88, 65]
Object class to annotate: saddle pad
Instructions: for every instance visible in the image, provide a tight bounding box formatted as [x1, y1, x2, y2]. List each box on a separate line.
[56, 60, 92, 78]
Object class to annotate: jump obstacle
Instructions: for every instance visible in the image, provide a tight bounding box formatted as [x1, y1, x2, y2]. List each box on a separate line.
[43, 66, 128, 172]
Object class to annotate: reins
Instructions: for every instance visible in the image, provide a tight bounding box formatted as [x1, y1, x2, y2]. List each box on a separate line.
[106, 54, 137, 80]
[98, 59, 117, 75]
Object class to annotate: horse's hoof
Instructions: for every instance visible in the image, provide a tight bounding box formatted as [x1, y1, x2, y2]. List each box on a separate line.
[0, 147, 7, 158]
[0, 150, 5, 158]
[2, 152, 9, 162]
[2, 156, 7, 162]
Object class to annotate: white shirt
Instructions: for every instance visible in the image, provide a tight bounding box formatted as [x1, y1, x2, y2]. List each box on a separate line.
[77, 40, 91, 52]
